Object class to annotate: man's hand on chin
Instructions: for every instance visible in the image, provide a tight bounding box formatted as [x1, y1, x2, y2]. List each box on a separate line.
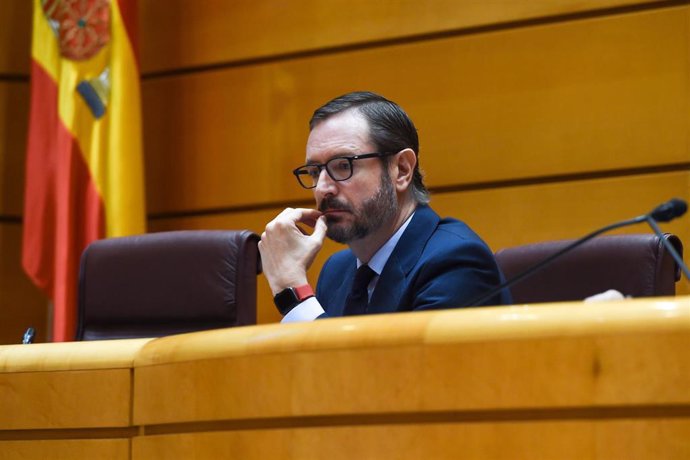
[258, 208, 327, 295]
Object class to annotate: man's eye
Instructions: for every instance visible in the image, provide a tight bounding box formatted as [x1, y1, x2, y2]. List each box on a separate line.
[332, 159, 352, 171]
[306, 167, 321, 179]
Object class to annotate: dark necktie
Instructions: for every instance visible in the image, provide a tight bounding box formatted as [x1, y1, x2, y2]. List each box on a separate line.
[343, 264, 377, 316]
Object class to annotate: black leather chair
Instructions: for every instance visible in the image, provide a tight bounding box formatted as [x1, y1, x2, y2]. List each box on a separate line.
[494, 233, 683, 304]
[75, 230, 261, 340]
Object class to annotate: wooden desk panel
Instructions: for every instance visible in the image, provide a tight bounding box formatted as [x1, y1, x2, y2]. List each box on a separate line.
[130, 299, 690, 459]
[2, 301, 689, 459]
[132, 419, 690, 460]
[0, 369, 131, 430]
[133, 299, 690, 427]
[0, 338, 150, 458]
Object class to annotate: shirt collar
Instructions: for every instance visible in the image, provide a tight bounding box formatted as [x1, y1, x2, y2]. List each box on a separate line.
[357, 211, 415, 275]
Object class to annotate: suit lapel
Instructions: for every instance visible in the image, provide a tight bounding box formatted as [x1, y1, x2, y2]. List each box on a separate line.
[326, 256, 357, 316]
[368, 206, 440, 312]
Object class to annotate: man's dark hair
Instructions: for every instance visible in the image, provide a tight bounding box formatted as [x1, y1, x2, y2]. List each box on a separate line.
[309, 91, 430, 204]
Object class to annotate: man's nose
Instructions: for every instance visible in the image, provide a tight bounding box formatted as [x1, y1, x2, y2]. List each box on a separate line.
[315, 168, 337, 196]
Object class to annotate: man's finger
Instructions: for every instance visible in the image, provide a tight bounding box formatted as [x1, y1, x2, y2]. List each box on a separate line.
[284, 208, 322, 226]
[310, 215, 328, 243]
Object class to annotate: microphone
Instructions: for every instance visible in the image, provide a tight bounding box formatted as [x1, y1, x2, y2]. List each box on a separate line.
[22, 327, 35, 344]
[649, 198, 687, 222]
[464, 198, 688, 307]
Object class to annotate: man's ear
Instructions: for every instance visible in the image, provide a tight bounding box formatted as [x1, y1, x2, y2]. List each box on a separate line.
[392, 148, 417, 193]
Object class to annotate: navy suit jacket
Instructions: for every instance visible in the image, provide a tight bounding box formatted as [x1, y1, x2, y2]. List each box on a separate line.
[315, 205, 511, 317]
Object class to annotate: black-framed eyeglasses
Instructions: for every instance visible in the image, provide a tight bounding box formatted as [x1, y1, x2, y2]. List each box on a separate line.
[292, 152, 398, 189]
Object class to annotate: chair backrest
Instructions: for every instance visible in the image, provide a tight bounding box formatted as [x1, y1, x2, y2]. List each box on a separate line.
[494, 233, 683, 304]
[76, 230, 261, 341]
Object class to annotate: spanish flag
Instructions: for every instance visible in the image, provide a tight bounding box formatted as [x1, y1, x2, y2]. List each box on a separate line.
[22, 0, 146, 342]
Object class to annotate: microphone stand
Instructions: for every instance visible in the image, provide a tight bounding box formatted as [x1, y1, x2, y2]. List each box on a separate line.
[644, 215, 690, 281]
[463, 214, 647, 308]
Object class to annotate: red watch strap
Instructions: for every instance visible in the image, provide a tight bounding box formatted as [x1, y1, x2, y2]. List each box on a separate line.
[293, 284, 315, 301]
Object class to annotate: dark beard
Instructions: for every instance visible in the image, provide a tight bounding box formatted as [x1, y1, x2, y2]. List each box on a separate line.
[321, 172, 397, 244]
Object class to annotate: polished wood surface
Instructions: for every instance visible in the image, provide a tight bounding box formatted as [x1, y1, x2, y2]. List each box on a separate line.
[0, 339, 149, 458]
[0, 339, 150, 431]
[0, 338, 151, 372]
[129, 298, 690, 458]
[133, 298, 690, 423]
[1, 299, 689, 459]
[1, 369, 132, 430]
[131, 420, 690, 460]
[138, 0, 666, 73]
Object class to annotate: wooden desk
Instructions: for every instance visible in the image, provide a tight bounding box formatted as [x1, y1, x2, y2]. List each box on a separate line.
[2, 298, 689, 459]
[0, 338, 151, 459]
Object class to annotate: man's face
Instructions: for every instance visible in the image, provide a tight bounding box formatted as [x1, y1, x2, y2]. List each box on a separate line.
[306, 110, 397, 244]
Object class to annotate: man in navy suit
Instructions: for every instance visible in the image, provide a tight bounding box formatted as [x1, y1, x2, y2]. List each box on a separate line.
[259, 92, 510, 321]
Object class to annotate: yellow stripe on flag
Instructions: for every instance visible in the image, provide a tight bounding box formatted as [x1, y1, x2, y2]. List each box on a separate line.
[106, 0, 145, 237]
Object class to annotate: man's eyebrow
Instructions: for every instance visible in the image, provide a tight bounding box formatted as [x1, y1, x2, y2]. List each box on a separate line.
[305, 153, 342, 166]
[329, 150, 362, 159]
[305, 151, 356, 165]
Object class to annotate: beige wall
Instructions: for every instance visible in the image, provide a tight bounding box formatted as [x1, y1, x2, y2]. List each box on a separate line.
[1, 0, 688, 342]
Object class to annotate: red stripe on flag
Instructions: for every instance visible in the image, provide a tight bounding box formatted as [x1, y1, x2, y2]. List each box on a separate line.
[23, 61, 105, 342]
[22, 62, 59, 296]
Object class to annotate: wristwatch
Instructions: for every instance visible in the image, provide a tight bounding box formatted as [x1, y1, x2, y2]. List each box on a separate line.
[273, 284, 315, 315]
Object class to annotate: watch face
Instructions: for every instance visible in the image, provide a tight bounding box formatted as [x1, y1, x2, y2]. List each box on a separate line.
[274, 288, 298, 315]
[274, 285, 314, 315]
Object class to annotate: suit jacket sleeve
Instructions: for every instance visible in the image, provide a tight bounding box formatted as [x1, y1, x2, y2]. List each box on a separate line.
[399, 235, 507, 311]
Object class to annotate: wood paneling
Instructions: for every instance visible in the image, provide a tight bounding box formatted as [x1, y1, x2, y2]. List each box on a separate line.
[0, 224, 47, 345]
[0, 439, 129, 460]
[138, 0, 668, 73]
[0, 3, 34, 347]
[131, 420, 690, 460]
[149, 171, 690, 323]
[0, 339, 149, 459]
[0, 82, 29, 216]
[0, 369, 131, 430]
[0, 0, 31, 75]
[430, 171, 690, 251]
[0, 339, 148, 433]
[142, 7, 690, 213]
[0, 300, 688, 459]
[129, 299, 690, 459]
[133, 326, 690, 425]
